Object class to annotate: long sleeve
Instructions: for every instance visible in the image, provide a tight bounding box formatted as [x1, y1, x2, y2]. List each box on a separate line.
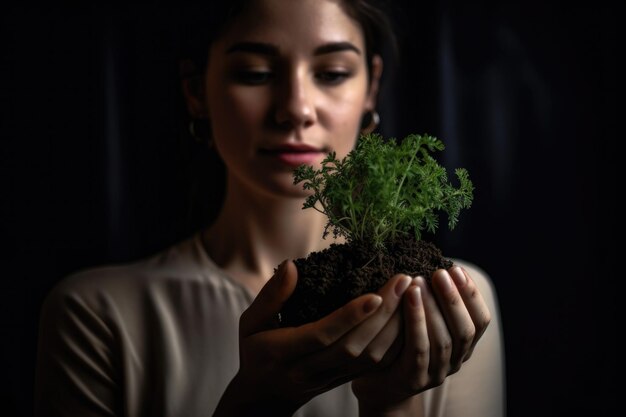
[35, 233, 479, 417]
[34, 285, 122, 417]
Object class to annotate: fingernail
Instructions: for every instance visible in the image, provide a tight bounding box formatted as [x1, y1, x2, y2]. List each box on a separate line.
[408, 286, 421, 307]
[438, 271, 453, 291]
[395, 275, 412, 297]
[276, 260, 289, 280]
[363, 295, 382, 313]
[450, 266, 467, 287]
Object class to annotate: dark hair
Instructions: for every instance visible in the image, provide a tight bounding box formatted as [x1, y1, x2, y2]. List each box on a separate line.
[338, 0, 398, 79]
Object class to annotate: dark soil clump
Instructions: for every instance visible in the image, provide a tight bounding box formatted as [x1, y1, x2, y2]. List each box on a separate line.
[279, 235, 452, 327]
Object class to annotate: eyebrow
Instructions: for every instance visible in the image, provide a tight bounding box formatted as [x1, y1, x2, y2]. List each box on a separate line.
[226, 41, 361, 56]
[227, 42, 279, 56]
[314, 42, 361, 56]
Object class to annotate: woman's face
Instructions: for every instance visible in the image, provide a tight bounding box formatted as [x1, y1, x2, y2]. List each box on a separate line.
[200, 0, 381, 198]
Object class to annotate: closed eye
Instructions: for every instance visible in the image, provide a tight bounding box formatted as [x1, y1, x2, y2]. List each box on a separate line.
[315, 71, 351, 85]
[234, 70, 274, 85]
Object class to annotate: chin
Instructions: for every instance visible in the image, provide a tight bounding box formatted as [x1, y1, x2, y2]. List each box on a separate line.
[253, 176, 312, 201]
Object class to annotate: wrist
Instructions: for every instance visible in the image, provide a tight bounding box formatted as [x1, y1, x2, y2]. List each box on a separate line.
[358, 395, 421, 417]
[213, 373, 301, 417]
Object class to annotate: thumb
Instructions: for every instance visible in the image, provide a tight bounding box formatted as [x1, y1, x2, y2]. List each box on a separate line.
[240, 259, 297, 336]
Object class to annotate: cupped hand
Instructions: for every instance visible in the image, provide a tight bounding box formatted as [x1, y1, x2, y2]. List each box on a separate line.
[351, 266, 492, 413]
[214, 260, 412, 416]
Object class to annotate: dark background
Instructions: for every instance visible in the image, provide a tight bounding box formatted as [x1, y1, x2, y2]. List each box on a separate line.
[1, 2, 619, 416]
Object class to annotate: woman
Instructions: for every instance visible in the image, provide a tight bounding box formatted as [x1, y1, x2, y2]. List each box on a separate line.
[34, 0, 505, 416]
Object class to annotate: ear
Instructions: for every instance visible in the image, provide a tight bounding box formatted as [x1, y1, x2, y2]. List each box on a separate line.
[180, 59, 208, 118]
[364, 55, 383, 111]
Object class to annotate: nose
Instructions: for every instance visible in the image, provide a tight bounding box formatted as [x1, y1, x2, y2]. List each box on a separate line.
[274, 71, 317, 129]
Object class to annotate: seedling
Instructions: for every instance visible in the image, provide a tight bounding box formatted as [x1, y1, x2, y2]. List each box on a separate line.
[280, 132, 474, 327]
[294, 132, 473, 248]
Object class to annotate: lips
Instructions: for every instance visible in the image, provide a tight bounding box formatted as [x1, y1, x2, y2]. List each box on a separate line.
[259, 143, 328, 166]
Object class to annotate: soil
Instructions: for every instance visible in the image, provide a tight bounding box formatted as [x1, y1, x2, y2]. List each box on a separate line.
[279, 235, 452, 327]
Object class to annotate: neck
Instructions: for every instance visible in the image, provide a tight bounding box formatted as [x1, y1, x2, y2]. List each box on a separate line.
[202, 175, 342, 295]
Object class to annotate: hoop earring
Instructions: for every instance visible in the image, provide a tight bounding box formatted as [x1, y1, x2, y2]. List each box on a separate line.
[189, 118, 213, 147]
[360, 110, 380, 134]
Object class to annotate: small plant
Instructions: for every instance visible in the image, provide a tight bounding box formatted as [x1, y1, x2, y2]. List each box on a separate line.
[279, 132, 474, 327]
[294, 132, 474, 248]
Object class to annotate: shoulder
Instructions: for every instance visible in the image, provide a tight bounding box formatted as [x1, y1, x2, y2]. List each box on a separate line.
[41, 233, 248, 320]
[46, 235, 194, 302]
[35, 233, 251, 416]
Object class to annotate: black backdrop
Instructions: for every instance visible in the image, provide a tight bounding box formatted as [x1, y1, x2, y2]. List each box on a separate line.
[1, 2, 619, 416]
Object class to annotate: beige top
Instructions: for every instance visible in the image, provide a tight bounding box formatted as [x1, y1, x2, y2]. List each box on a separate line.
[34, 232, 505, 417]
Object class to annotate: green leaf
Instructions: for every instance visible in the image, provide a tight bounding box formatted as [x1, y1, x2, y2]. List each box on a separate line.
[292, 132, 473, 248]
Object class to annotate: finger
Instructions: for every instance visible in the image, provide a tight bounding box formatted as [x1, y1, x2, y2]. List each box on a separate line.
[402, 285, 430, 391]
[449, 266, 492, 358]
[295, 274, 411, 379]
[430, 269, 475, 373]
[240, 260, 296, 336]
[341, 274, 411, 358]
[279, 292, 384, 359]
[359, 309, 403, 369]
[413, 276, 451, 384]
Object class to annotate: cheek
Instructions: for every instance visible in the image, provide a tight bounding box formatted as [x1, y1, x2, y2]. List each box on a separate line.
[334, 120, 359, 156]
[211, 87, 267, 137]
[322, 92, 367, 158]
[208, 88, 271, 167]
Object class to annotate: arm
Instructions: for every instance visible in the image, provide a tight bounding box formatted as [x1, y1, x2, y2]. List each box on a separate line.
[34, 284, 120, 417]
[213, 260, 414, 416]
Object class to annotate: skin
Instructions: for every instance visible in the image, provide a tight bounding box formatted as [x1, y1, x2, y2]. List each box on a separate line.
[183, 0, 382, 294]
[182, 0, 491, 415]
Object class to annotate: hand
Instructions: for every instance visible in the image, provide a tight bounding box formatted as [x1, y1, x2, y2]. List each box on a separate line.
[351, 266, 492, 414]
[213, 260, 413, 416]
